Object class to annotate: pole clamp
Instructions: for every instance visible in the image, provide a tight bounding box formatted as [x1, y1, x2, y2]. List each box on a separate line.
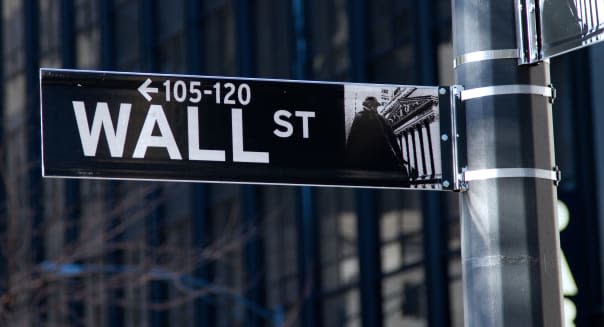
[453, 49, 520, 69]
[459, 166, 561, 190]
[460, 84, 556, 103]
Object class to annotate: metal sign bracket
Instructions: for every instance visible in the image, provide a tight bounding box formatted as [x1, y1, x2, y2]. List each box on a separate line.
[515, 0, 542, 64]
[439, 85, 467, 191]
[453, 49, 520, 69]
[459, 166, 561, 187]
[460, 84, 556, 102]
[444, 82, 560, 191]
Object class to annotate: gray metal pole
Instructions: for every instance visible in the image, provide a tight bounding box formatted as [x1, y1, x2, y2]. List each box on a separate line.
[452, 1, 564, 326]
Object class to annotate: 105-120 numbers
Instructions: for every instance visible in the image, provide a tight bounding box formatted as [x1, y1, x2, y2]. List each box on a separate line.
[162, 80, 251, 106]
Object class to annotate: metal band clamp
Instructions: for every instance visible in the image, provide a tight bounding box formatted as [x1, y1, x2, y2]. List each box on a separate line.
[453, 49, 520, 68]
[460, 84, 556, 103]
[460, 167, 561, 188]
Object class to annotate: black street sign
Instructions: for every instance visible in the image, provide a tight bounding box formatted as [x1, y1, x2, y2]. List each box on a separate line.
[540, 0, 604, 59]
[41, 69, 454, 189]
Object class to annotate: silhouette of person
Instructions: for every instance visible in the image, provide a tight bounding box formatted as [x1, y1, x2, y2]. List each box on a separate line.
[345, 96, 409, 177]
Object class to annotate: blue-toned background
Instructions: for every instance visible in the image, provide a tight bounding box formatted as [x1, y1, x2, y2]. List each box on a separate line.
[0, 0, 602, 326]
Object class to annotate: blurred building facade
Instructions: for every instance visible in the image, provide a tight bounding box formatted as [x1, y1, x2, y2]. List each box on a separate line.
[0, 0, 602, 326]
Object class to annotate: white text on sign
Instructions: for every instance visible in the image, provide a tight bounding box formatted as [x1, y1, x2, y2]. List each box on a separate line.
[72, 102, 271, 163]
[72, 103, 316, 164]
[71, 79, 318, 164]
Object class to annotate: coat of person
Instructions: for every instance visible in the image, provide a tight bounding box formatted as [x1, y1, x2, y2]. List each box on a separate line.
[345, 106, 409, 177]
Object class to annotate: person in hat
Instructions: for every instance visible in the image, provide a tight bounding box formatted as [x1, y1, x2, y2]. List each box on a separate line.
[345, 96, 409, 177]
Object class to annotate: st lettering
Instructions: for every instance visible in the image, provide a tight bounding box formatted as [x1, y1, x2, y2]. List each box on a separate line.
[273, 109, 316, 139]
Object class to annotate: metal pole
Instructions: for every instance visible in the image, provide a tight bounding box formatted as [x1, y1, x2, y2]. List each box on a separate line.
[235, 2, 267, 326]
[416, 1, 451, 325]
[99, 2, 125, 326]
[139, 2, 168, 326]
[185, 1, 217, 326]
[0, 0, 5, 312]
[24, 1, 43, 325]
[453, 1, 563, 326]
[291, 1, 323, 325]
[348, 0, 384, 326]
[296, 187, 323, 327]
[25, 0, 41, 265]
[60, 1, 84, 325]
[355, 189, 383, 327]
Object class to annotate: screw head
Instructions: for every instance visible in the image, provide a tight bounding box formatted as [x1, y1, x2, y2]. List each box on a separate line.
[442, 180, 450, 188]
[441, 134, 449, 141]
[439, 88, 447, 95]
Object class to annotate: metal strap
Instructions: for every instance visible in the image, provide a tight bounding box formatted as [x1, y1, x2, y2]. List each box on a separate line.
[453, 49, 519, 68]
[460, 85, 554, 101]
[462, 168, 559, 183]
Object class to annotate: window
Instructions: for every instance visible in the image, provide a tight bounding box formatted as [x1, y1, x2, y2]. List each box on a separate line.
[308, 0, 350, 81]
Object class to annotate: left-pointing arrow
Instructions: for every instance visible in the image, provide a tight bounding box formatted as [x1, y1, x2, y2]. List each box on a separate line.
[138, 78, 158, 101]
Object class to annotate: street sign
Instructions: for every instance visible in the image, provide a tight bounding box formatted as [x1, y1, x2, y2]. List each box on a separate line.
[41, 69, 457, 189]
[519, 0, 604, 63]
[541, 0, 604, 58]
